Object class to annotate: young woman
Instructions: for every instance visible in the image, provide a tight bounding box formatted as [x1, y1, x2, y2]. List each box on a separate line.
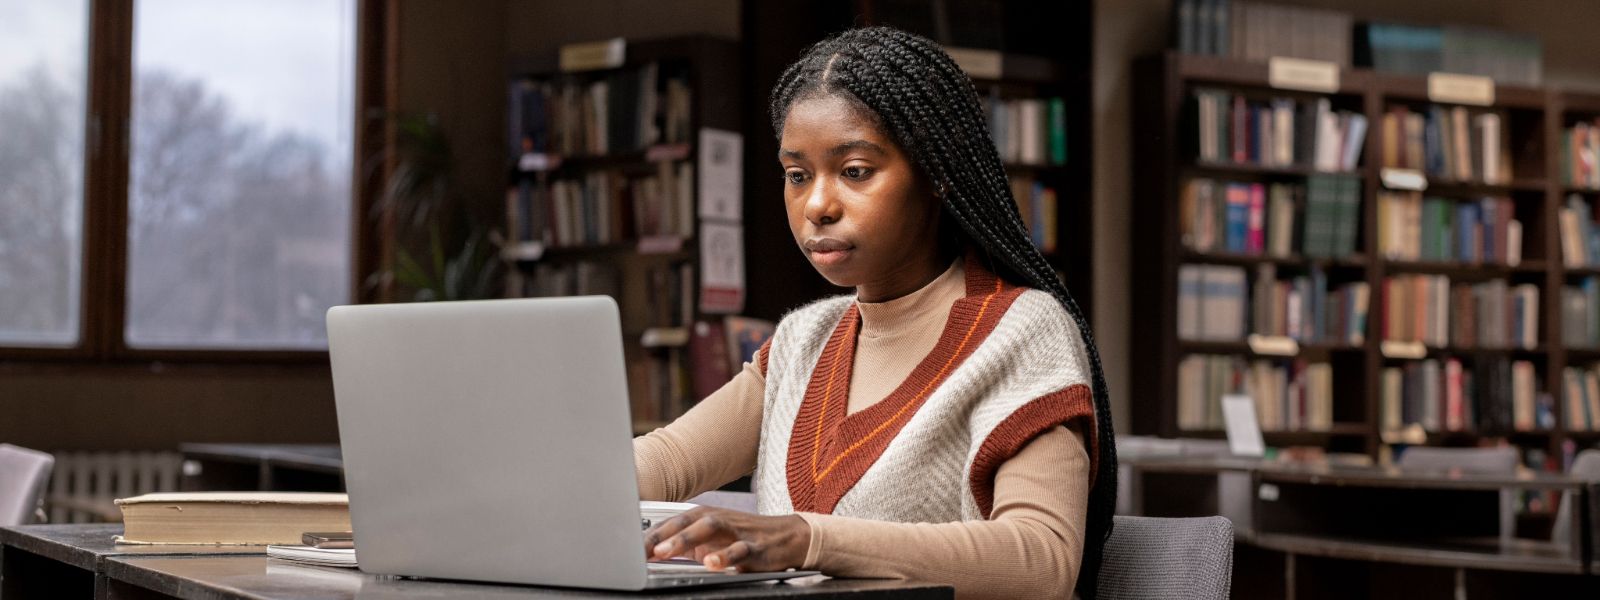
[634, 26, 1116, 599]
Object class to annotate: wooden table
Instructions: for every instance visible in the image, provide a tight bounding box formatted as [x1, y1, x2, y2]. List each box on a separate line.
[2, 524, 950, 600]
[1123, 455, 1600, 599]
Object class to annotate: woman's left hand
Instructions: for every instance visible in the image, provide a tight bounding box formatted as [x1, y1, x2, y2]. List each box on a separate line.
[643, 506, 810, 573]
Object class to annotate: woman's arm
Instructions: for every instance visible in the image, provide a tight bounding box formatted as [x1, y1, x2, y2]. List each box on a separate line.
[795, 425, 1089, 600]
[633, 359, 766, 501]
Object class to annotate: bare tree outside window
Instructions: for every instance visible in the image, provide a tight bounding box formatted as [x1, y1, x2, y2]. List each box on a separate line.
[126, 0, 356, 349]
[0, 0, 89, 347]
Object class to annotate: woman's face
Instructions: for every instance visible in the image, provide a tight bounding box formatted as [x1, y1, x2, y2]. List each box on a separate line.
[778, 94, 946, 302]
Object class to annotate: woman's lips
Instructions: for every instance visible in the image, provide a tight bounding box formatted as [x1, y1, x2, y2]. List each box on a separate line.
[804, 237, 855, 266]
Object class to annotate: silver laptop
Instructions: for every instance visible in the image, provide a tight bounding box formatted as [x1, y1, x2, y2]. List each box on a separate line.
[326, 296, 816, 590]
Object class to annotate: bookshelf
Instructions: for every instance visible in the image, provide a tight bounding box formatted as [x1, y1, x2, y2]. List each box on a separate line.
[1133, 50, 1600, 473]
[501, 37, 743, 434]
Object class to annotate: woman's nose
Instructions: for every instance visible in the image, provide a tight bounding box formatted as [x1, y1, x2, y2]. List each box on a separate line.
[803, 179, 842, 226]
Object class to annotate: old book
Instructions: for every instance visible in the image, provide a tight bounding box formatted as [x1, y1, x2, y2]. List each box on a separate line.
[114, 492, 350, 546]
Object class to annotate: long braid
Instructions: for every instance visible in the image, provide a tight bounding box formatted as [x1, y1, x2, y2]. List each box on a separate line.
[770, 27, 1117, 598]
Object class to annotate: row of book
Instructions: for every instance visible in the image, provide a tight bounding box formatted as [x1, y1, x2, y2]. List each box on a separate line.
[1355, 23, 1543, 87]
[1179, 176, 1361, 259]
[1376, 193, 1523, 265]
[1564, 120, 1600, 190]
[1008, 176, 1058, 253]
[1563, 365, 1600, 432]
[983, 96, 1067, 166]
[1192, 91, 1367, 172]
[1177, 264, 1247, 342]
[506, 162, 696, 248]
[1381, 275, 1541, 350]
[1249, 265, 1369, 345]
[1171, 0, 1351, 67]
[1379, 358, 1551, 434]
[1561, 278, 1600, 350]
[1560, 195, 1600, 268]
[507, 62, 692, 158]
[1380, 106, 1513, 185]
[1176, 354, 1335, 432]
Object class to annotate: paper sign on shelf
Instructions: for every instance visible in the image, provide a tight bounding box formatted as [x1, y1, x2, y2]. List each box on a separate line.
[699, 221, 744, 314]
[1222, 394, 1266, 458]
[698, 129, 743, 222]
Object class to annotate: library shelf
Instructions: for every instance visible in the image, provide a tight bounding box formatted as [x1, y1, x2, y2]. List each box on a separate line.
[1182, 250, 1368, 270]
[1179, 339, 1366, 357]
[1186, 160, 1362, 179]
[1402, 177, 1550, 196]
[1381, 259, 1548, 278]
[511, 143, 693, 178]
[1178, 424, 1371, 445]
[1133, 49, 1599, 463]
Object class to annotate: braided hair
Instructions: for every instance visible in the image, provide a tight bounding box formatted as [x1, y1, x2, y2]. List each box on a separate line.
[769, 26, 1116, 597]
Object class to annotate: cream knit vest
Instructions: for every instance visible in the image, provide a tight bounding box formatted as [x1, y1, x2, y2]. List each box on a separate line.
[754, 262, 1095, 523]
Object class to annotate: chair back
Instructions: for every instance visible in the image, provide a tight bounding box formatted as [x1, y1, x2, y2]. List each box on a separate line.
[1097, 515, 1233, 600]
[0, 444, 55, 526]
[1553, 449, 1600, 546]
[1397, 446, 1517, 474]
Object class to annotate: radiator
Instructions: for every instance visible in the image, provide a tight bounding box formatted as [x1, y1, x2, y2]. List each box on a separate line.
[44, 451, 183, 524]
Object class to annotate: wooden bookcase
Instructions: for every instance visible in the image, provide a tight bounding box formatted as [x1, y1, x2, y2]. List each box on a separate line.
[1132, 51, 1600, 472]
[501, 36, 740, 434]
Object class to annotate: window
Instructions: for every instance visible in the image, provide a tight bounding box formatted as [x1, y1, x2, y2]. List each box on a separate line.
[0, 0, 365, 357]
[0, 0, 90, 347]
[126, 0, 357, 349]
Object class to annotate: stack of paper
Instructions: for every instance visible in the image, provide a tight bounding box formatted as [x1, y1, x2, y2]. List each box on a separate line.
[266, 545, 357, 568]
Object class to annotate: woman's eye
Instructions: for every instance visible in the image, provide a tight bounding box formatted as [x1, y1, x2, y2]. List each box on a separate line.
[785, 171, 807, 185]
[842, 166, 870, 179]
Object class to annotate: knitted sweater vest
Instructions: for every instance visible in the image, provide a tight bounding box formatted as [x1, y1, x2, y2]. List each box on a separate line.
[753, 256, 1098, 521]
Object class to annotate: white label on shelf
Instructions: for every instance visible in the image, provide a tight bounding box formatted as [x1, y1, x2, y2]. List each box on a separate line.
[559, 37, 626, 72]
[637, 235, 684, 254]
[1427, 72, 1495, 106]
[501, 241, 545, 261]
[640, 327, 690, 348]
[1222, 394, 1266, 458]
[1247, 334, 1300, 357]
[944, 46, 1003, 80]
[1258, 483, 1280, 502]
[518, 153, 560, 172]
[645, 143, 692, 162]
[1268, 57, 1340, 93]
[1380, 340, 1427, 359]
[1380, 168, 1429, 191]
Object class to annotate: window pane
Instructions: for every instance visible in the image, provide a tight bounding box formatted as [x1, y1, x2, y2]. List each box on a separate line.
[128, 0, 355, 349]
[0, 0, 88, 347]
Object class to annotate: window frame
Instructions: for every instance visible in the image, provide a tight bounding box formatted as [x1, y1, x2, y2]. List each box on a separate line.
[0, 0, 389, 364]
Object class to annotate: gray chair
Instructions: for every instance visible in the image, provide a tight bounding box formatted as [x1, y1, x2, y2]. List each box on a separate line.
[1396, 445, 1518, 474]
[0, 444, 55, 526]
[1553, 449, 1600, 547]
[1097, 515, 1233, 600]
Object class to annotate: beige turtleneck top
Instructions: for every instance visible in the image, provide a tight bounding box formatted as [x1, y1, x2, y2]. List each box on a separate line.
[633, 260, 1089, 600]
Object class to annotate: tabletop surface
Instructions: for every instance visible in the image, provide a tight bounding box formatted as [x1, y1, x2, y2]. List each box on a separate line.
[103, 556, 953, 600]
[0, 524, 266, 570]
